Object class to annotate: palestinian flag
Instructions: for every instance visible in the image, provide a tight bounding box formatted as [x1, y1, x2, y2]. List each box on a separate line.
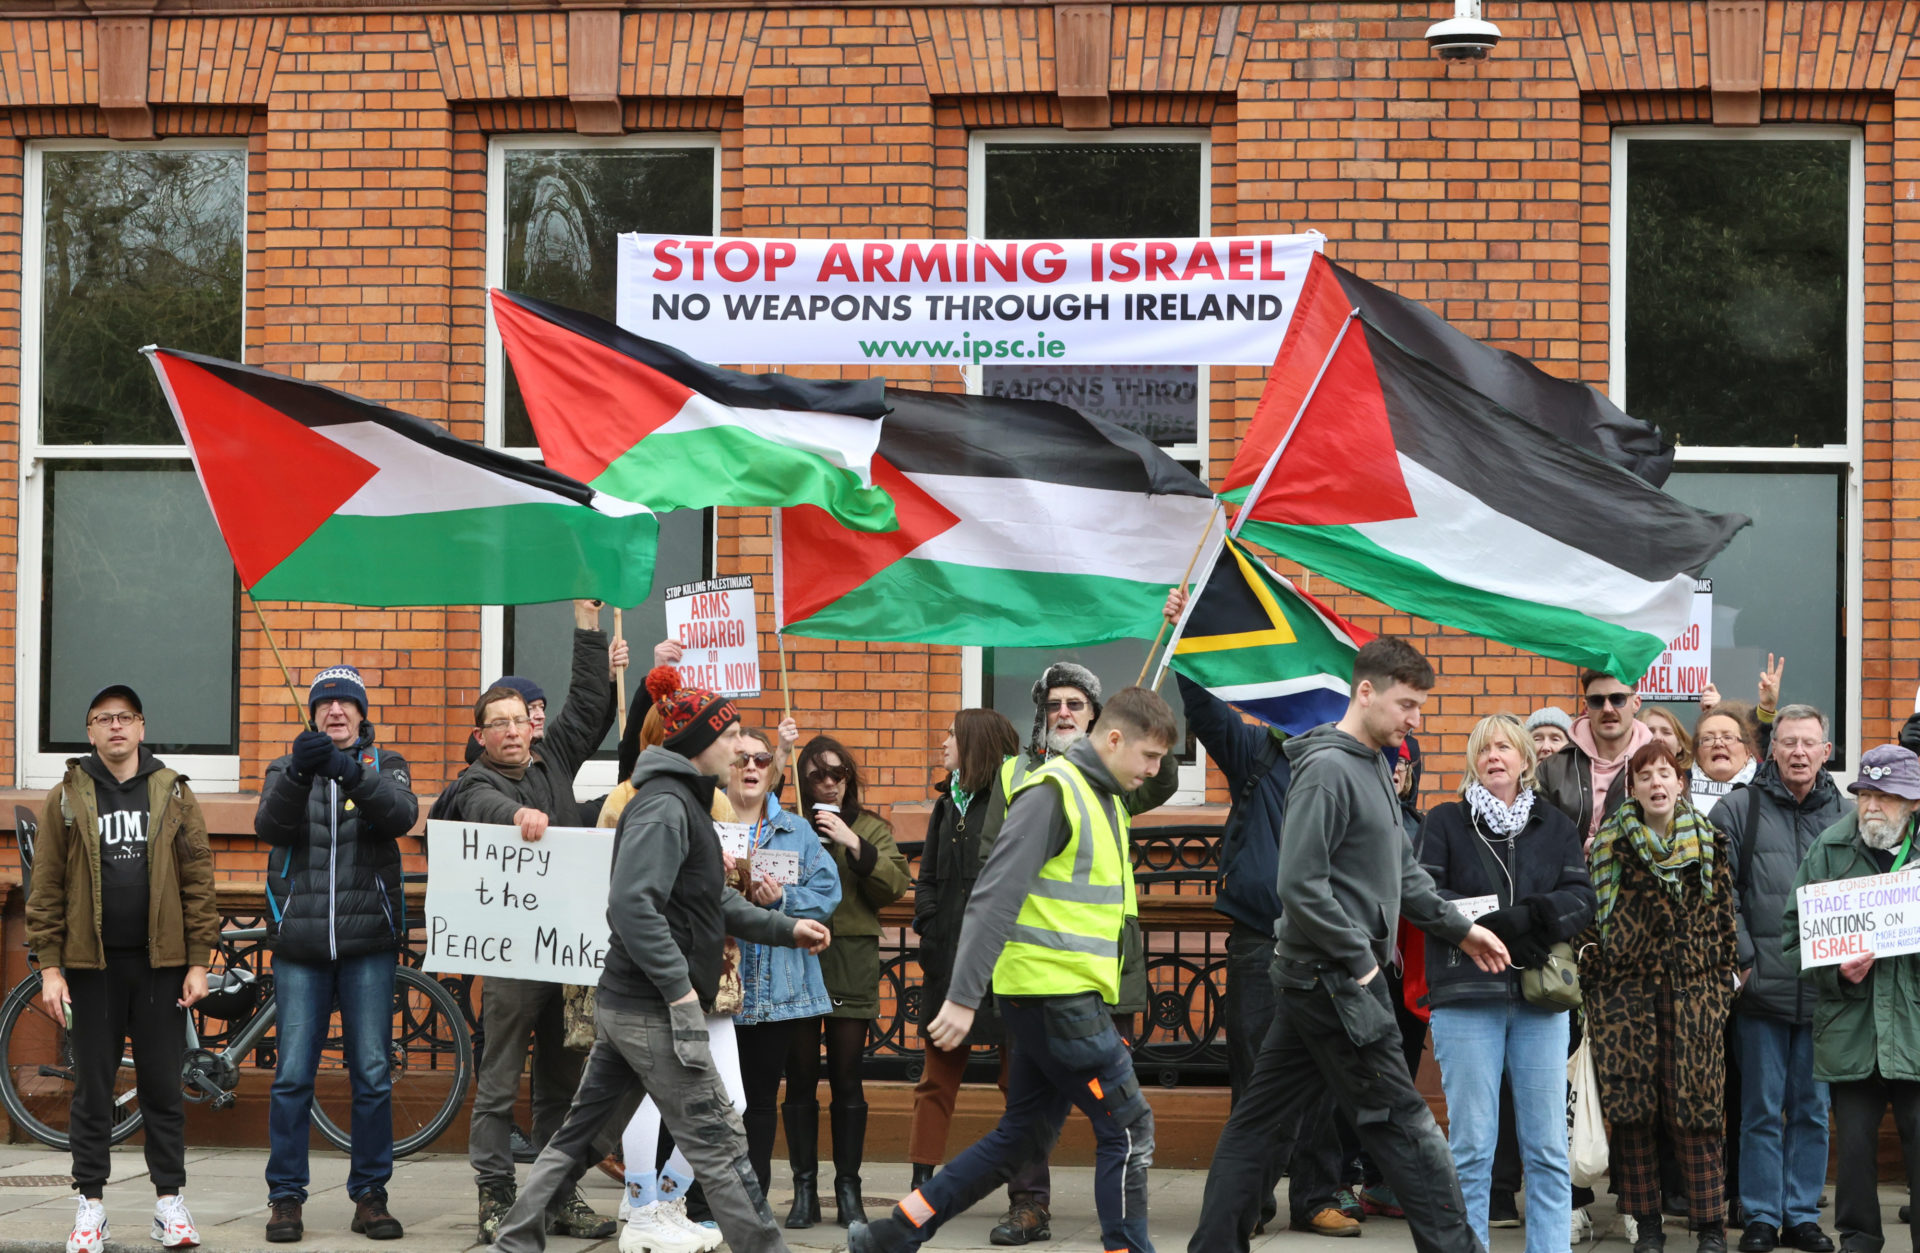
[1224, 257, 1747, 681]
[145, 348, 657, 607]
[1167, 537, 1370, 735]
[491, 289, 897, 532]
[779, 389, 1222, 647]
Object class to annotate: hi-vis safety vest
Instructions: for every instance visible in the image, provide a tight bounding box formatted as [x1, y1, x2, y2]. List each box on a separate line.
[991, 754, 1138, 1003]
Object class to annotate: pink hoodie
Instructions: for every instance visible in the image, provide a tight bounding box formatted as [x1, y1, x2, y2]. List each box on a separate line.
[1568, 713, 1653, 835]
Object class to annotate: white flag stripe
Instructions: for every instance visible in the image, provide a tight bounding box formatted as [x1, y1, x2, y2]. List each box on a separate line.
[1354, 456, 1696, 637]
[653, 391, 881, 485]
[318, 422, 587, 518]
[901, 473, 1224, 583]
[1206, 675, 1353, 702]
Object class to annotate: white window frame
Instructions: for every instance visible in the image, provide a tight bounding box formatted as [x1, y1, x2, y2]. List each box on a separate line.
[964, 128, 1213, 802]
[16, 137, 251, 790]
[1609, 124, 1865, 773]
[480, 133, 723, 796]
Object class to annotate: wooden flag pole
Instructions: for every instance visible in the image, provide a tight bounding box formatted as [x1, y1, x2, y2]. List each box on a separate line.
[776, 630, 793, 721]
[247, 591, 312, 731]
[1136, 500, 1225, 687]
[614, 608, 628, 735]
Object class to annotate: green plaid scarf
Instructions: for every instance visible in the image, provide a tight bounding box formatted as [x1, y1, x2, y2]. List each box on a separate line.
[1589, 800, 1718, 941]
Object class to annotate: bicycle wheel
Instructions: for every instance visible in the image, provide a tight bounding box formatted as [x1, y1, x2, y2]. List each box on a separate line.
[309, 965, 472, 1157]
[0, 970, 144, 1149]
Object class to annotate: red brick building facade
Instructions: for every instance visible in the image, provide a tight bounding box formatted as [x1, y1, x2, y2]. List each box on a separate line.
[0, 0, 1905, 842]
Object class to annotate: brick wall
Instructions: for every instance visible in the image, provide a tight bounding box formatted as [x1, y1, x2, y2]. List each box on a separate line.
[0, 1, 1909, 840]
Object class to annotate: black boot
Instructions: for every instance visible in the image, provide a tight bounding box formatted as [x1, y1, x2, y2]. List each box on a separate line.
[832, 1100, 870, 1227]
[783, 1101, 822, 1229]
[1698, 1225, 1729, 1253]
[1635, 1215, 1667, 1253]
[910, 1163, 936, 1192]
[849, 1213, 911, 1253]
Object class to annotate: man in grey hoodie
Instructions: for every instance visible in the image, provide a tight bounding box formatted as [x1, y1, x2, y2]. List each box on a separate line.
[489, 667, 831, 1253]
[1188, 636, 1511, 1253]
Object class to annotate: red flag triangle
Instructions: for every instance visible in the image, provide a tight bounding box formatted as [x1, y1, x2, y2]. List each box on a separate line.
[779, 457, 958, 626]
[1225, 254, 1415, 528]
[153, 352, 379, 588]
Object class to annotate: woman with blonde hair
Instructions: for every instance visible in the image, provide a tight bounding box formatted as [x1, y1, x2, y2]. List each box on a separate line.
[1639, 707, 1695, 772]
[1418, 713, 1596, 1253]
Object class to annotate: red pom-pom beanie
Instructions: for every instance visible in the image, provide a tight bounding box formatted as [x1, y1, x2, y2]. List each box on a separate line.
[645, 665, 740, 759]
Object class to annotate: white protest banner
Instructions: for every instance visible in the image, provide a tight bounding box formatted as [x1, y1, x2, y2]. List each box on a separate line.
[664, 575, 760, 697]
[1796, 867, 1920, 968]
[616, 233, 1324, 366]
[423, 821, 611, 983]
[1637, 578, 1713, 702]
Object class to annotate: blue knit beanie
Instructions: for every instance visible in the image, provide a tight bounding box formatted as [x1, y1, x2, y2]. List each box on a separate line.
[309, 665, 368, 717]
[487, 675, 547, 709]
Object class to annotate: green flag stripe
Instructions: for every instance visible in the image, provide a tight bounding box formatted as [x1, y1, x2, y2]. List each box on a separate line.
[254, 503, 658, 608]
[591, 424, 898, 533]
[1235, 517, 1667, 680]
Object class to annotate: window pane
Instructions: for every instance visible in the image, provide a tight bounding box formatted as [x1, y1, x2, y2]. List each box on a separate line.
[42, 462, 238, 753]
[40, 149, 246, 447]
[982, 143, 1202, 239]
[1625, 139, 1849, 447]
[986, 641, 1191, 760]
[503, 508, 710, 757]
[983, 364, 1198, 445]
[501, 147, 716, 446]
[1640, 468, 1844, 759]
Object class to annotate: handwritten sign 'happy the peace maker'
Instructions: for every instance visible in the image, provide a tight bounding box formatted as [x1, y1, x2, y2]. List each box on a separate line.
[422, 821, 612, 983]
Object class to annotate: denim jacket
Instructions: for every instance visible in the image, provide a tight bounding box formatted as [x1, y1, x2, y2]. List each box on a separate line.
[734, 793, 842, 1025]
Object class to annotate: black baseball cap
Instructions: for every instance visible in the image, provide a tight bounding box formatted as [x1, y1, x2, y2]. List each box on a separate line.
[87, 684, 143, 716]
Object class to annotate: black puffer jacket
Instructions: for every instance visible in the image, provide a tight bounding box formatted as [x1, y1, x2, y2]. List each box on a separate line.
[1708, 761, 1851, 1024]
[255, 722, 418, 964]
[1418, 794, 1595, 1007]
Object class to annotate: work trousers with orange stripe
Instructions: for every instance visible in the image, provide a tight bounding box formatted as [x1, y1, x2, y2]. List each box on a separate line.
[885, 994, 1154, 1253]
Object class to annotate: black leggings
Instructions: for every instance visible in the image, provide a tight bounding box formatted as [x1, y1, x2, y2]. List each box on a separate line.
[785, 1016, 870, 1105]
[735, 1020, 796, 1194]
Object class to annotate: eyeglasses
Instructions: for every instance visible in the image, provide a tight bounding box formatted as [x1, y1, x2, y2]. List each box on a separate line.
[482, 716, 532, 733]
[1697, 733, 1745, 747]
[1045, 699, 1088, 713]
[733, 752, 774, 769]
[1776, 737, 1827, 751]
[87, 712, 141, 728]
[807, 765, 849, 785]
[1585, 692, 1633, 710]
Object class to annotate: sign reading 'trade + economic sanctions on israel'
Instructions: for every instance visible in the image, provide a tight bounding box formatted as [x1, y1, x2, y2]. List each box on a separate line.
[1797, 868, 1920, 968]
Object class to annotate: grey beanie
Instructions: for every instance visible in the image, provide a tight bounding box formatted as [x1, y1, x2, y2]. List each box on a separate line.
[1030, 662, 1103, 758]
[1527, 706, 1573, 734]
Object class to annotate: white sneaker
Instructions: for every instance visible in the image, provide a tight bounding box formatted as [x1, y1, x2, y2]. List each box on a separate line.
[660, 1195, 723, 1252]
[619, 1184, 639, 1223]
[1571, 1207, 1593, 1244]
[152, 1194, 200, 1249]
[621, 1202, 703, 1253]
[67, 1198, 108, 1253]
[1625, 1215, 1639, 1244]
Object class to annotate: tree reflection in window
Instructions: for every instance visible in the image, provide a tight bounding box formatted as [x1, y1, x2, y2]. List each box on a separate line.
[501, 147, 715, 446]
[1625, 140, 1849, 448]
[40, 149, 246, 446]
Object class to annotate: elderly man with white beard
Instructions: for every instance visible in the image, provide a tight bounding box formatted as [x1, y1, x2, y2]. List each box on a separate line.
[1783, 744, 1920, 1253]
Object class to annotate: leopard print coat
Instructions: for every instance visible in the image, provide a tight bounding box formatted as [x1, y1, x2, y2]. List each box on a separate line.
[1580, 826, 1739, 1130]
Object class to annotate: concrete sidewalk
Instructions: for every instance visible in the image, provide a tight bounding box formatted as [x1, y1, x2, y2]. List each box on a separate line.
[0, 1144, 1900, 1253]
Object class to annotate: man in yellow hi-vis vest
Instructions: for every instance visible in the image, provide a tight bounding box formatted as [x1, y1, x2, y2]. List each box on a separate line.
[849, 686, 1177, 1253]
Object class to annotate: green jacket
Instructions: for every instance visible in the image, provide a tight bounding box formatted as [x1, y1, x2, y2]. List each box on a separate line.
[25, 758, 220, 972]
[824, 811, 911, 938]
[1784, 811, 1920, 1083]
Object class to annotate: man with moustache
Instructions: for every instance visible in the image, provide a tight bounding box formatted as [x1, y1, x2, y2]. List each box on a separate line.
[1539, 669, 1654, 840]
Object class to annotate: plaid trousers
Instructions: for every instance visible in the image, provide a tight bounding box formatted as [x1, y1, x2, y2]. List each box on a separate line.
[1610, 982, 1727, 1227]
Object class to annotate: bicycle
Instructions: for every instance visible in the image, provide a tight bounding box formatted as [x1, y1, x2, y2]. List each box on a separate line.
[0, 809, 472, 1155]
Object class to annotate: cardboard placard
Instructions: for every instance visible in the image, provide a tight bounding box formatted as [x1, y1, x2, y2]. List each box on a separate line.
[1637, 578, 1713, 702]
[422, 821, 610, 983]
[1796, 867, 1920, 968]
[663, 576, 760, 698]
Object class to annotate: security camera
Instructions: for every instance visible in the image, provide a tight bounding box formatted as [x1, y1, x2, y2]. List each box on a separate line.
[1426, 0, 1501, 60]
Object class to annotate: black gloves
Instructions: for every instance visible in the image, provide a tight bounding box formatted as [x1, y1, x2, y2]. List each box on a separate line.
[289, 730, 333, 782]
[1476, 905, 1530, 946]
[1478, 902, 1554, 969]
[289, 729, 362, 789]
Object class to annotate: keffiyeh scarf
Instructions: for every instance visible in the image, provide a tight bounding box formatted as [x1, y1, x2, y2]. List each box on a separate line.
[1464, 781, 1534, 837]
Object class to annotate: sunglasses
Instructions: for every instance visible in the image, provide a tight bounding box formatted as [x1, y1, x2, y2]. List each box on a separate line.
[807, 765, 849, 785]
[732, 752, 775, 769]
[1585, 692, 1633, 710]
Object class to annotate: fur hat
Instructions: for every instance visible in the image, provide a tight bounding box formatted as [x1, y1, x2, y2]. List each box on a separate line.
[1029, 661, 1103, 759]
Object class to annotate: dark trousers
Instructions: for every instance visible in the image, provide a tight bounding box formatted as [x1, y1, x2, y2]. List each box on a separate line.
[735, 1019, 795, 1196]
[1831, 1076, 1920, 1253]
[907, 1043, 1053, 1209]
[471, 977, 584, 1189]
[892, 994, 1153, 1253]
[1224, 923, 1341, 1224]
[1189, 967, 1482, 1253]
[1334, 962, 1429, 1190]
[67, 952, 187, 1198]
